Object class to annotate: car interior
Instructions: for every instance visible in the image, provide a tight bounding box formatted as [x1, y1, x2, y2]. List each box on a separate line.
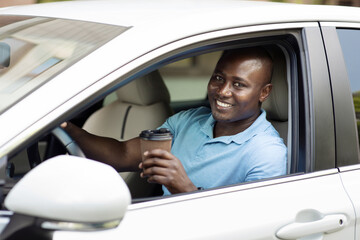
[79, 44, 289, 199]
[4, 43, 289, 201]
[82, 70, 173, 198]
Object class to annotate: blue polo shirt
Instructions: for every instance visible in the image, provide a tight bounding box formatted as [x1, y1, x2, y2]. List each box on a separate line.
[160, 106, 287, 195]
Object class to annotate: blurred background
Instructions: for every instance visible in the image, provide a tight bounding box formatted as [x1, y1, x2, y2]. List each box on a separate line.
[0, 0, 359, 7]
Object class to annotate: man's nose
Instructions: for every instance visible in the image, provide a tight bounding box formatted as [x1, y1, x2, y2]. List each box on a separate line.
[218, 81, 232, 97]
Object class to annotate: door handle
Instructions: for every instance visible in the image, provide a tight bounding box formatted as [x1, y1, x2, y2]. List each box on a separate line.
[276, 214, 347, 239]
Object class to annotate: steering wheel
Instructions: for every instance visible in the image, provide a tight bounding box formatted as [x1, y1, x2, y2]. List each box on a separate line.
[27, 127, 85, 168]
[51, 127, 85, 157]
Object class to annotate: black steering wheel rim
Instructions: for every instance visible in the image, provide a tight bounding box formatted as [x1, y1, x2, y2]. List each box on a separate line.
[51, 127, 85, 158]
[27, 127, 85, 169]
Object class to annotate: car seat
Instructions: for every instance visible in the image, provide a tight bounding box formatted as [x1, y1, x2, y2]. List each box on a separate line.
[262, 46, 288, 145]
[82, 70, 173, 198]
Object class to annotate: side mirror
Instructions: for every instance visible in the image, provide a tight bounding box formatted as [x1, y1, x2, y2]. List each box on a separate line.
[1, 155, 131, 239]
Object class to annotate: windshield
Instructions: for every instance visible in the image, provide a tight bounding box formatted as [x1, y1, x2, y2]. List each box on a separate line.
[0, 16, 128, 114]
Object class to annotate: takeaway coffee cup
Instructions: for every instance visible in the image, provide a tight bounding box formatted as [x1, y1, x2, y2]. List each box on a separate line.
[139, 128, 173, 160]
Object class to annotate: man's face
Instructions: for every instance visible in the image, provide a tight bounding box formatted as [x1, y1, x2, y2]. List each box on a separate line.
[207, 52, 272, 124]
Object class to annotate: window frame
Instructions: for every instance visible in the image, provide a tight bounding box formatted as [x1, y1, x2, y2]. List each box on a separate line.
[320, 22, 360, 168]
[78, 23, 318, 202]
[115, 32, 302, 176]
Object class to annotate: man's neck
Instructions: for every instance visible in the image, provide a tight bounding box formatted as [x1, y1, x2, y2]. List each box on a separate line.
[213, 112, 261, 138]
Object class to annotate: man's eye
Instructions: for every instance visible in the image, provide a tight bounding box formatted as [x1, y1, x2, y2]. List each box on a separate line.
[215, 75, 223, 81]
[234, 82, 243, 88]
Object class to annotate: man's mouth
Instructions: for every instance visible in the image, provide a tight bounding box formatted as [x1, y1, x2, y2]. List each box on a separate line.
[216, 100, 233, 108]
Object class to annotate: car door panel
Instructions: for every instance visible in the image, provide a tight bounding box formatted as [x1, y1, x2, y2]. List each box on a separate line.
[338, 166, 360, 240]
[54, 171, 355, 240]
[320, 23, 360, 239]
[53, 26, 357, 240]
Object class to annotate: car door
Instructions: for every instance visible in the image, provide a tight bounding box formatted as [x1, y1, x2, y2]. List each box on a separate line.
[321, 22, 360, 239]
[51, 23, 357, 239]
[54, 173, 355, 240]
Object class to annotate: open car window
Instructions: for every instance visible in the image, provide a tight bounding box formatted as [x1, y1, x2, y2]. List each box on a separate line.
[72, 41, 296, 200]
[4, 27, 307, 203]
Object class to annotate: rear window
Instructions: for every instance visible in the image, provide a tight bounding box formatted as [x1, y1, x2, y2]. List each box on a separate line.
[337, 28, 360, 145]
[0, 16, 127, 114]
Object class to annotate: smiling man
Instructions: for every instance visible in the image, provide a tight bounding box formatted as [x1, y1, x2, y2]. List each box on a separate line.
[148, 47, 287, 195]
[209, 48, 274, 136]
[62, 47, 287, 196]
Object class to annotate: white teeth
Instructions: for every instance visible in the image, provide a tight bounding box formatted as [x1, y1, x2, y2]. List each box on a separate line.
[216, 100, 232, 108]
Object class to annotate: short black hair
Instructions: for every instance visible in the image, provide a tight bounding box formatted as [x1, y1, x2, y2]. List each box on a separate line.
[219, 46, 274, 83]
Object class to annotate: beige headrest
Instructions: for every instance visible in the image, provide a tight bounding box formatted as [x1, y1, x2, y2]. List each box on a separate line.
[262, 46, 288, 122]
[116, 70, 170, 106]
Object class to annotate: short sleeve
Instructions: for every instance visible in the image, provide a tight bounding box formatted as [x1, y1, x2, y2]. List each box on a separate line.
[157, 112, 179, 138]
[244, 137, 287, 182]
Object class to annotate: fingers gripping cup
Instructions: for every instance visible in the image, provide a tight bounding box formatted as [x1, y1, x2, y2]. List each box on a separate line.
[139, 128, 173, 161]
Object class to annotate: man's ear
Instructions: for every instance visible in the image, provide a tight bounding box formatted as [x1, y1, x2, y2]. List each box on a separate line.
[259, 83, 272, 103]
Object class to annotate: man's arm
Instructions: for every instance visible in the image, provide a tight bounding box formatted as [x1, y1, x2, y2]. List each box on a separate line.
[61, 122, 142, 172]
[62, 122, 198, 194]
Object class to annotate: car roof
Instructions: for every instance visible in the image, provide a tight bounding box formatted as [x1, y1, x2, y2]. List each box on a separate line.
[2, 0, 360, 58]
[1, 0, 360, 32]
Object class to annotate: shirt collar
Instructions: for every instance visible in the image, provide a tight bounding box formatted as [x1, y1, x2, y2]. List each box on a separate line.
[199, 112, 216, 139]
[199, 109, 271, 144]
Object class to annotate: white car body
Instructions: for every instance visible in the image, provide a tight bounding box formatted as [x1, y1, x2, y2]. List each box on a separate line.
[0, 0, 360, 239]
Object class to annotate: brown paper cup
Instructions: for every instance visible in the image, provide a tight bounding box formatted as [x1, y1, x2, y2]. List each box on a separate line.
[139, 129, 172, 161]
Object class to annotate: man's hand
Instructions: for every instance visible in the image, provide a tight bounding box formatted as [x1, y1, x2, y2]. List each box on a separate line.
[139, 149, 197, 194]
[60, 122, 68, 128]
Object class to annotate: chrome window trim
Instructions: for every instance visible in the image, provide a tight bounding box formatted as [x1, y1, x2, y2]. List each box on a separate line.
[41, 219, 121, 231]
